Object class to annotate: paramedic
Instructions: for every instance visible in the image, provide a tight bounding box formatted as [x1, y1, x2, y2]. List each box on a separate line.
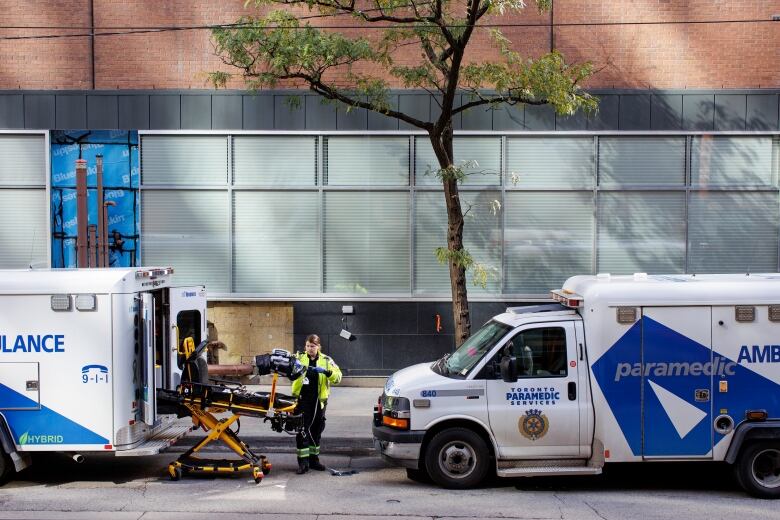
[292, 334, 342, 474]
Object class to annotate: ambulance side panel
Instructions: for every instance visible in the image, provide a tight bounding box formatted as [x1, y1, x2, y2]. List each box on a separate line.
[711, 305, 780, 461]
[0, 294, 112, 452]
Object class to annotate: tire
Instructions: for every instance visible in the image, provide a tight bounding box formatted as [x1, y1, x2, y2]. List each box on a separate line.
[424, 427, 490, 489]
[736, 441, 780, 499]
[405, 467, 431, 483]
[0, 449, 13, 485]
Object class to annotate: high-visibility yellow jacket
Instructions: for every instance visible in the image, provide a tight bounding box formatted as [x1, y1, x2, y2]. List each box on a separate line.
[292, 352, 342, 406]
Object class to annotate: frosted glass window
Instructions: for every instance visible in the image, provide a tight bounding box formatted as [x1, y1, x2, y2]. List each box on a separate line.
[141, 190, 229, 292]
[415, 190, 502, 294]
[505, 192, 594, 294]
[597, 192, 685, 275]
[692, 136, 776, 187]
[233, 191, 320, 293]
[0, 135, 46, 185]
[506, 137, 594, 188]
[415, 137, 501, 186]
[0, 189, 47, 268]
[141, 136, 228, 185]
[324, 192, 409, 293]
[325, 137, 409, 186]
[688, 191, 778, 273]
[599, 137, 685, 186]
[233, 136, 317, 186]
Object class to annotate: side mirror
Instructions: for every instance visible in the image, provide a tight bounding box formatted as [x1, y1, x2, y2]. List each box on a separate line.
[500, 356, 518, 383]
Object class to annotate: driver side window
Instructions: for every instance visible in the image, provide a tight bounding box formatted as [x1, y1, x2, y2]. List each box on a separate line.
[505, 327, 568, 378]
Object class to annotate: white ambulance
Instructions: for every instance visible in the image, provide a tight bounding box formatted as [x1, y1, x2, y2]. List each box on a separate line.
[0, 268, 206, 482]
[373, 273, 780, 498]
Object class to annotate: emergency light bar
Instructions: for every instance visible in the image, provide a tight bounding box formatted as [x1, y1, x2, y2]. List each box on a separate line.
[550, 289, 583, 308]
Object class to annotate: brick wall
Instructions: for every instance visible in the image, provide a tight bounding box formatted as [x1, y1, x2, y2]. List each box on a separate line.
[0, 0, 778, 90]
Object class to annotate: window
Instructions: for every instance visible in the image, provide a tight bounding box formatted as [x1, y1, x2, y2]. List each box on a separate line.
[506, 137, 594, 189]
[415, 137, 501, 186]
[141, 136, 228, 185]
[325, 137, 409, 186]
[691, 136, 776, 187]
[507, 327, 568, 378]
[599, 137, 685, 186]
[233, 136, 316, 186]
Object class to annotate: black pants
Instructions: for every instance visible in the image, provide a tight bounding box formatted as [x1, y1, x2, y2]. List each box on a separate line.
[295, 398, 326, 459]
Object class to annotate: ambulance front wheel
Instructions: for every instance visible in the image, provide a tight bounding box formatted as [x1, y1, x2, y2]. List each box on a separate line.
[736, 442, 780, 499]
[424, 427, 490, 489]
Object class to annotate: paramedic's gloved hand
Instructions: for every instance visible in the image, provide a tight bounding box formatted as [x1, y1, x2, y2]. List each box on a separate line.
[309, 366, 332, 377]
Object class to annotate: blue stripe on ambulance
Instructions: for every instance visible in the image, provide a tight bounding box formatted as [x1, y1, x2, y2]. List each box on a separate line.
[0, 382, 108, 445]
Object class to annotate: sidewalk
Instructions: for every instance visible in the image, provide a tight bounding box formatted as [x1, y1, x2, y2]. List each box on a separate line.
[172, 385, 383, 456]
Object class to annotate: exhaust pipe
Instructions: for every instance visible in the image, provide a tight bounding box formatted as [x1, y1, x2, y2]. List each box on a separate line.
[70, 453, 85, 464]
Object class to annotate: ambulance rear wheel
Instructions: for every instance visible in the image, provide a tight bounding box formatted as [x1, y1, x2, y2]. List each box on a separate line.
[736, 442, 780, 499]
[425, 428, 489, 489]
[0, 449, 13, 485]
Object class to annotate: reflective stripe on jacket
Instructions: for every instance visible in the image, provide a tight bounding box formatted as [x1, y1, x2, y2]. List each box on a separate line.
[291, 352, 342, 405]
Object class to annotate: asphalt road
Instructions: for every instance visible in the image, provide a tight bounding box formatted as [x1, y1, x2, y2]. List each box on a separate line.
[1, 452, 779, 520]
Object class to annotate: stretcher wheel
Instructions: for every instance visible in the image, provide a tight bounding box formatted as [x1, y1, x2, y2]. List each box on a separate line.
[169, 465, 182, 481]
[253, 466, 264, 484]
[260, 456, 272, 476]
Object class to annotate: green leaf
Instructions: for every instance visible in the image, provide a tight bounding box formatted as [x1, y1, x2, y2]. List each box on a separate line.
[19, 431, 29, 445]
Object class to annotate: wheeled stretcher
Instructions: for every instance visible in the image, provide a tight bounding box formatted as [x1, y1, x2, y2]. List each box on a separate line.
[157, 339, 304, 483]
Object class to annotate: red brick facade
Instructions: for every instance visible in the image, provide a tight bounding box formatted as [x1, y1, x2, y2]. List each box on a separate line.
[0, 0, 778, 90]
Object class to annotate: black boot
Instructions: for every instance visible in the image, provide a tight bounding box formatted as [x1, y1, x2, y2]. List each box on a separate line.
[309, 455, 326, 471]
[296, 457, 309, 474]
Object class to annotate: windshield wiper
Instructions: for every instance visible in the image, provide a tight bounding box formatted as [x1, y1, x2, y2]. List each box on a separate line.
[432, 352, 451, 374]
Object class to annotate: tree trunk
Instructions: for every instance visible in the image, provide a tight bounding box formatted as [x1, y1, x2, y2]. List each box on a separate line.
[429, 127, 471, 347]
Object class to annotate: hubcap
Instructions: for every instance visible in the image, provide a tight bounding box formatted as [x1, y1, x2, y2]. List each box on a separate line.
[438, 440, 476, 479]
[752, 448, 780, 489]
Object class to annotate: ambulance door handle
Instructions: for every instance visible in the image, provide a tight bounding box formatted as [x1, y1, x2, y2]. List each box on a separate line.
[578, 343, 583, 361]
[568, 382, 576, 401]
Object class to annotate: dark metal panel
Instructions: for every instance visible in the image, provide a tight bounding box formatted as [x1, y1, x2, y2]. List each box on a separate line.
[460, 95, 493, 130]
[87, 95, 118, 129]
[212, 95, 242, 130]
[117, 95, 150, 130]
[242, 95, 274, 130]
[618, 94, 650, 130]
[149, 95, 180, 130]
[305, 96, 338, 130]
[398, 93, 430, 130]
[274, 95, 305, 130]
[431, 95, 461, 130]
[525, 104, 555, 130]
[367, 94, 399, 130]
[492, 104, 524, 130]
[382, 334, 452, 370]
[325, 334, 383, 372]
[714, 94, 747, 131]
[587, 94, 618, 130]
[556, 110, 587, 130]
[0, 95, 24, 128]
[55, 95, 87, 129]
[24, 95, 55, 129]
[180, 95, 211, 129]
[682, 94, 715, 131]
[746, 94, 779, 131]
[651, 94, 683, 130]
[336, 99, 368, 130]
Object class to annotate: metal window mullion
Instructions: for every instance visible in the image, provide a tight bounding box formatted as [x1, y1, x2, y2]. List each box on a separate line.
[44, 131, 52, 267]
[319, 136, 325, 294]
[409, 135, 415, 295]
[685, 136, 691, 273]
[227, 135, 234, 293]
[593, 135, 599, 275]
[500, 135, 507, 295]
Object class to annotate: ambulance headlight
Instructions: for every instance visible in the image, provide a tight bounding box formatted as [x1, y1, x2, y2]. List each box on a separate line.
[75, 294, 97, 311]
[381, 395, 411, 430]
[51, 294, 72, 311]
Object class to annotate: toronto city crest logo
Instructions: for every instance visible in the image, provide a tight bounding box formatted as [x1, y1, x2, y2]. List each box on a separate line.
[519, 409, 549, 441]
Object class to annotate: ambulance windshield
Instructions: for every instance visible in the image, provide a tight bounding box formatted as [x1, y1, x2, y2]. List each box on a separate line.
[434, 320, 512, 377]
